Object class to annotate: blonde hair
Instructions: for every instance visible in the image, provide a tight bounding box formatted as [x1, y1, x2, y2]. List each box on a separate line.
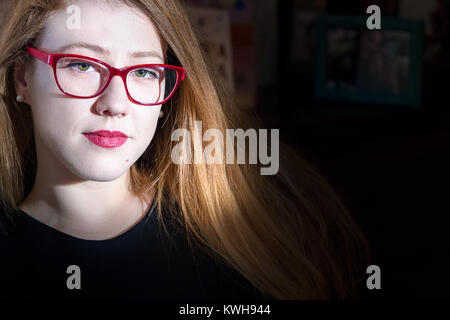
[0, 0, 371, 299]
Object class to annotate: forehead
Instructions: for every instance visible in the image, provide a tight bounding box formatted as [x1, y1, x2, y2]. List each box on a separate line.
[38, 0, 163, 57]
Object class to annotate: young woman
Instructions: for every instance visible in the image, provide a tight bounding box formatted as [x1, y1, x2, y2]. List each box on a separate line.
[0, 0, 370, 300]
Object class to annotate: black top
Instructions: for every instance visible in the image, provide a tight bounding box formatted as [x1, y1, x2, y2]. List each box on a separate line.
[0, 203, 266, 300]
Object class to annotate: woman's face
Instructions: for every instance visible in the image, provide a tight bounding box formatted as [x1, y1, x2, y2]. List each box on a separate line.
[15, 0, 164, 182]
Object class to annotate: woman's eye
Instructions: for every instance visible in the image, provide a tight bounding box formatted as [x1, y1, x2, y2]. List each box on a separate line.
[68, 62, 92, 72]
[134, 69, 158, 79]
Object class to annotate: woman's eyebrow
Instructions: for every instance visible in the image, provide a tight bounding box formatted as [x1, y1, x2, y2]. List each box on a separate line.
[55, 42, 163, 60]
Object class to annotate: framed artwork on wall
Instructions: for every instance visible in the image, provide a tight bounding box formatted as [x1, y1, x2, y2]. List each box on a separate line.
[314, 14, 425, 108]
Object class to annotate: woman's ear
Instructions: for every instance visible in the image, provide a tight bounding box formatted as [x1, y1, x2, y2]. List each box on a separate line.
[14, 62, 30, 104]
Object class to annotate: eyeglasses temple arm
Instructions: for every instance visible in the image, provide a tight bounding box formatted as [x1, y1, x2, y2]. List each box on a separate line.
[26, 46, 52, 65]
[179, 68, 185, 81]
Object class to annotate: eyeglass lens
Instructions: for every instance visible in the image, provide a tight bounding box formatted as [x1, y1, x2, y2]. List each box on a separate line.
[55, 57, 178, 104]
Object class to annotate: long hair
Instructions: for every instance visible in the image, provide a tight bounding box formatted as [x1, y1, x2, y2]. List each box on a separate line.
[0, 0, 371, 299]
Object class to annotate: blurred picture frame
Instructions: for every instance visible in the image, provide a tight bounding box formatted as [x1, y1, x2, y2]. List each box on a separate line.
[314, 14, 424, 108]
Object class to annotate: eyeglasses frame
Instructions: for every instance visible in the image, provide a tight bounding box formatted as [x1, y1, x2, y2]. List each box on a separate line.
[25, 46, 186, 106]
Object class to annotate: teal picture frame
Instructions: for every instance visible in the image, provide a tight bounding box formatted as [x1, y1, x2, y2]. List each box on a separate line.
[314, 14, 424, 108]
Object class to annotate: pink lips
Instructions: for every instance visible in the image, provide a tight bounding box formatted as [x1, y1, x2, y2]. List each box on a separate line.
[83, 130, 128, 148]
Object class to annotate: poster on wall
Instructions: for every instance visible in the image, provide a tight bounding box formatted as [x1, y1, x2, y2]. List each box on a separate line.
[185, 6, 235, 94]
[185, 0, 257, 109]
[314, 14, 424, 108]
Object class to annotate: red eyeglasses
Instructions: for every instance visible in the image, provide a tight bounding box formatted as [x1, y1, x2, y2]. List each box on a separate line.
[25, 46, 186, 106]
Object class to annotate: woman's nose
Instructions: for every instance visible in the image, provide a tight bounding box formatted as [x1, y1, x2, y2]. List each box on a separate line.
[95, 75, 130, 117]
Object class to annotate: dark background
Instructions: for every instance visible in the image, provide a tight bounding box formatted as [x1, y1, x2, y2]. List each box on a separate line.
[257, 0, 450, 299]
[184, 0, 450, 299]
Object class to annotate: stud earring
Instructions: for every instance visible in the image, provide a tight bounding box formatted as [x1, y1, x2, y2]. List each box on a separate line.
[159, 110, 164, 118]
[16, 95, 24, 103]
